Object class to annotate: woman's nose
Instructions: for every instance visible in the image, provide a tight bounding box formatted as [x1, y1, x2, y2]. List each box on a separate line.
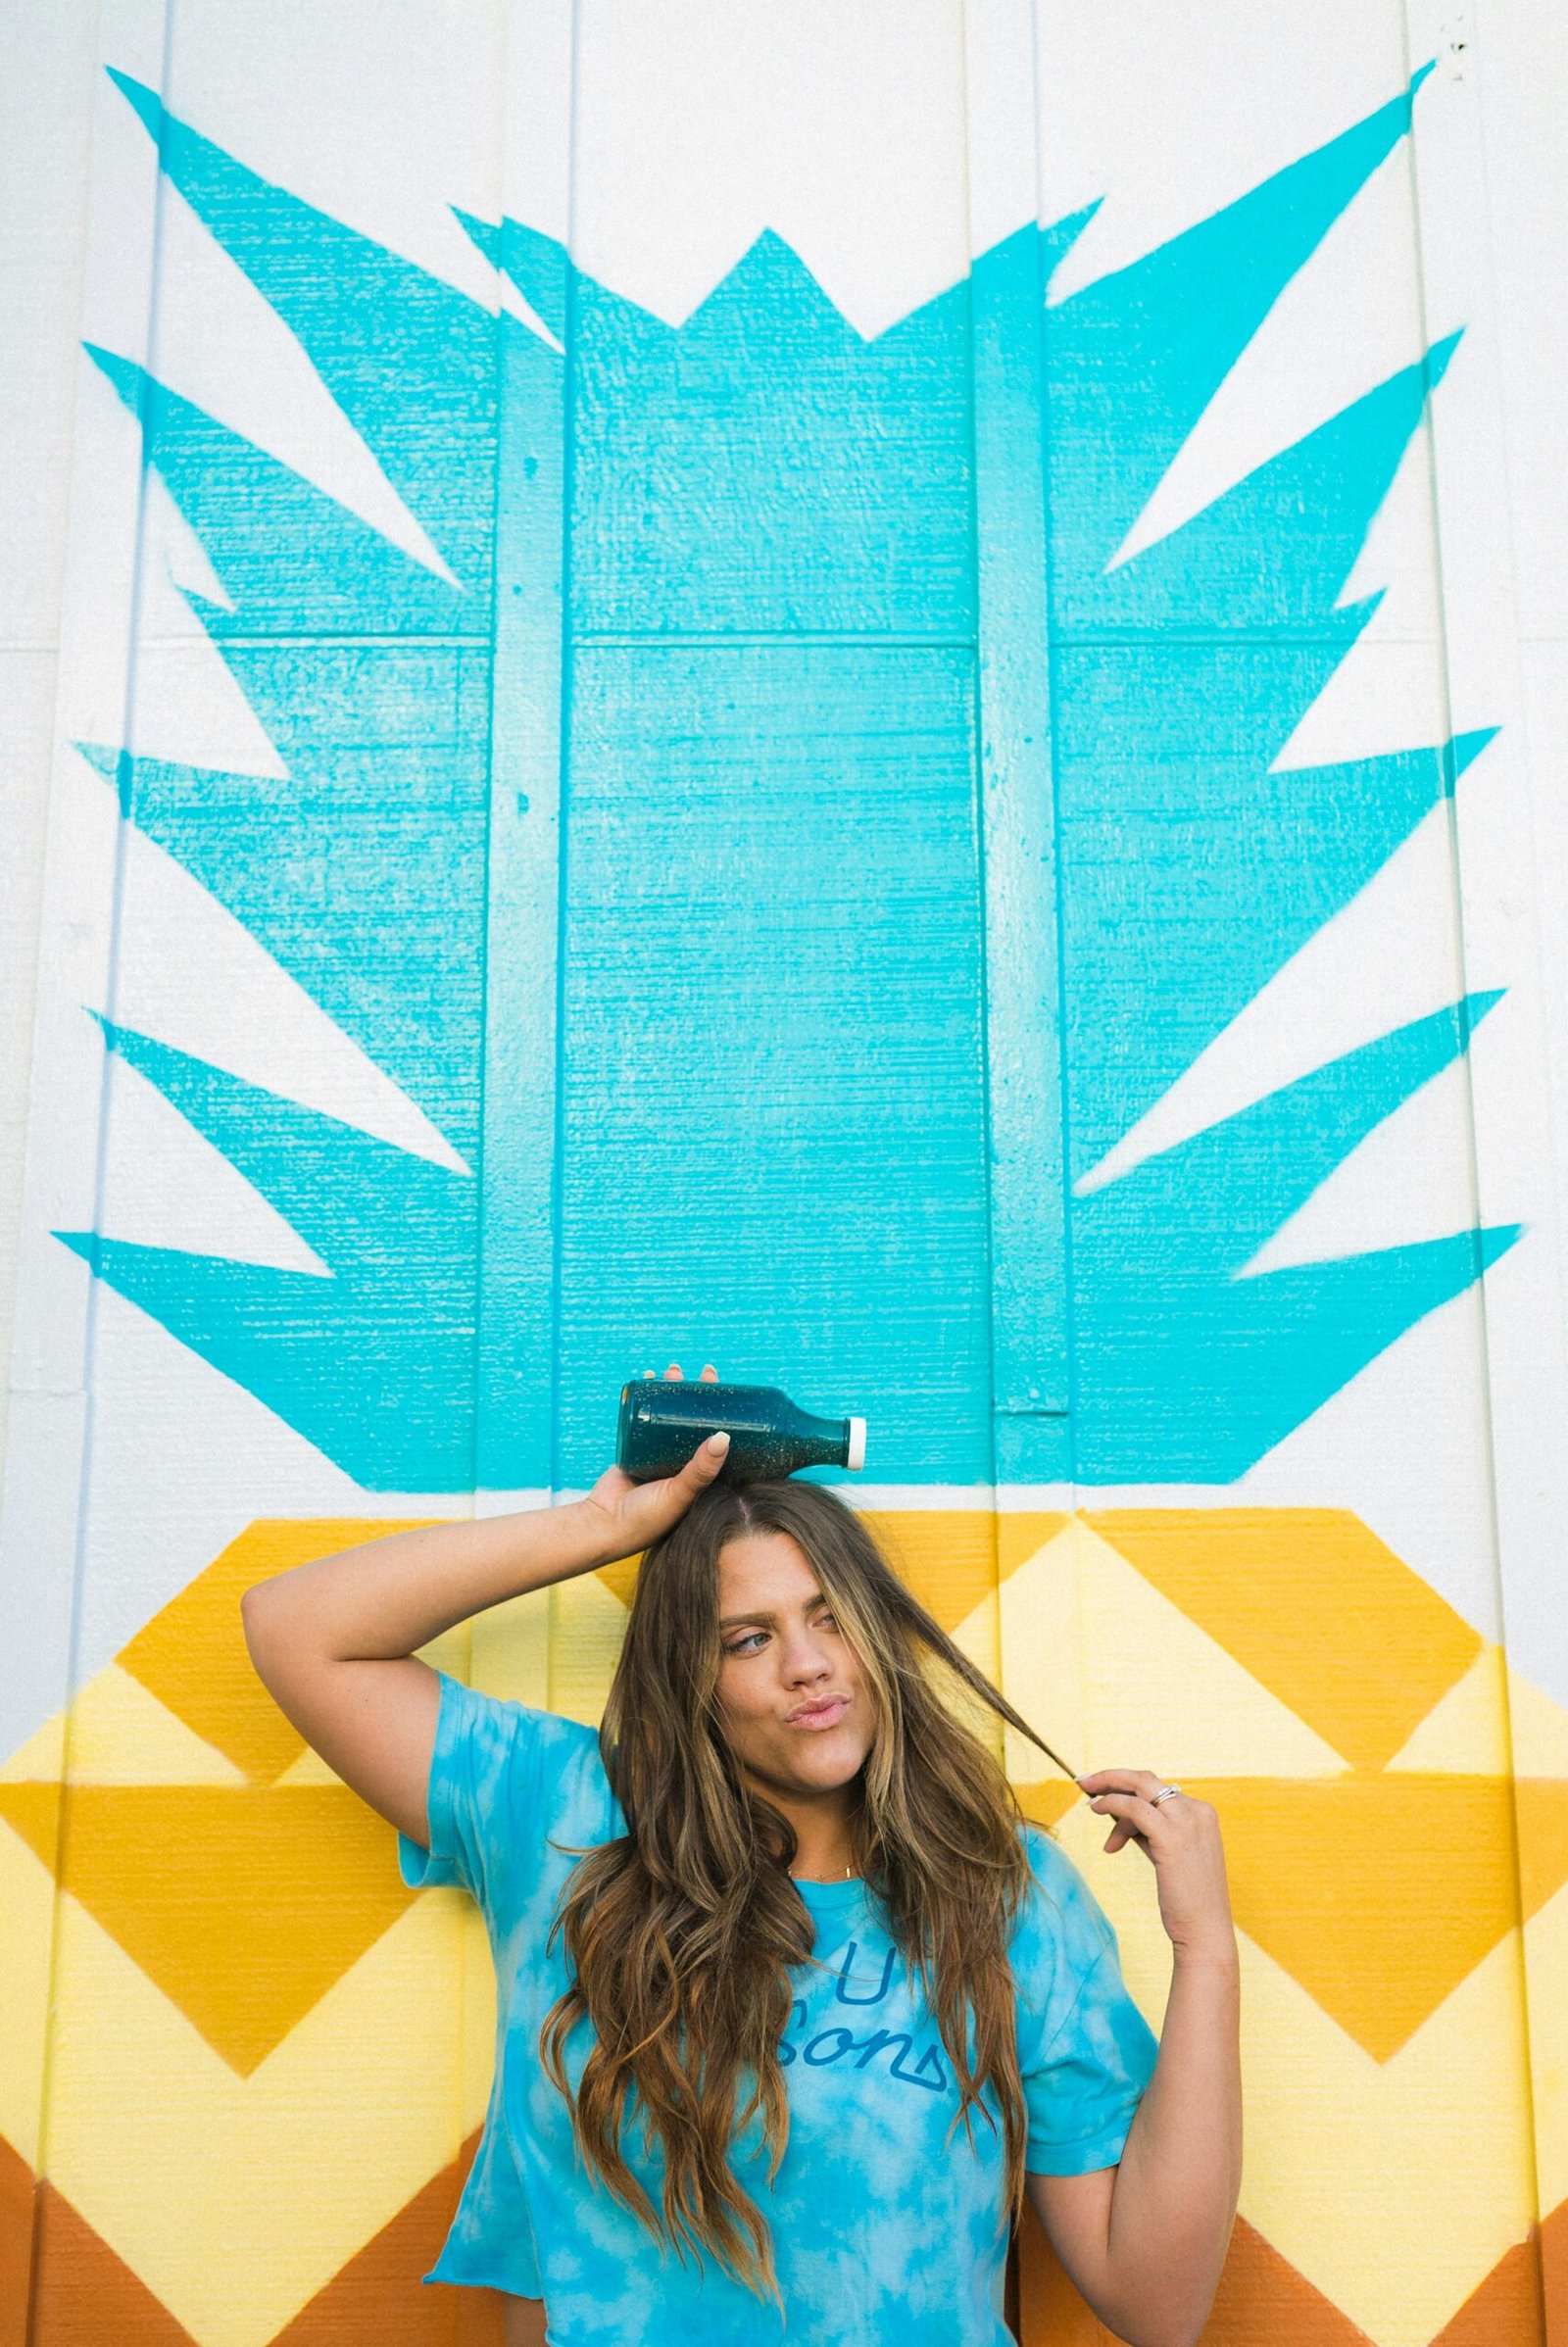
[779, 1631, 832, 1684]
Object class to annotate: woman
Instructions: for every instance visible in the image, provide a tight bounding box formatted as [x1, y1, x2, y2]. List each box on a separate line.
[242, 1364, 1241, 2346]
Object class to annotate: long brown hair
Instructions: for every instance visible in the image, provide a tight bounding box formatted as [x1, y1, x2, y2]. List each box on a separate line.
[541, 1481, 1071, 2296]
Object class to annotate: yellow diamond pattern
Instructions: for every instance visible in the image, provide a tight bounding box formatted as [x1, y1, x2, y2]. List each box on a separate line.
[1, 1506, 1564, 2347]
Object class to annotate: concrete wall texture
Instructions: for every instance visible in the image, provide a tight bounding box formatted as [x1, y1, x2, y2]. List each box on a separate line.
[3, 2, 1566, 2340]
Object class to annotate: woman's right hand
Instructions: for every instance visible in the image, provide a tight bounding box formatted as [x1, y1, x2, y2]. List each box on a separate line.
[577, 1361, 729, 1563]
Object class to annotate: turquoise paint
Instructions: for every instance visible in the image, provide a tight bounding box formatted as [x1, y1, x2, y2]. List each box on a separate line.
[1039, 70, 1435, 585]
[60, 68, 1517, 1490]
[555, 641, 993, 1482]
[455, 210, 568, 342]
[1071, 995, 1518, 1479]
[106, 68, 499, 585]
[60, 1016, 480, 1485]
[969, 220, 1071, 1447]
[480, 289, 569, 1488]
[560, 229, 976, 633]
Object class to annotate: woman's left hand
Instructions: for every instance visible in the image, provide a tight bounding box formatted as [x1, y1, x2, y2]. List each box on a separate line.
[1077, 1770, 1236, 1965]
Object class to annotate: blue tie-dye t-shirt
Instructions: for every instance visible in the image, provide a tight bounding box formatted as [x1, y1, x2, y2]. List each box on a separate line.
[399, 1671, 1157, 2344]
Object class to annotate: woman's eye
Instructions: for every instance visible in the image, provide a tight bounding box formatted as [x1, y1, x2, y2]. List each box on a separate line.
[724, 1632, 767, 1656]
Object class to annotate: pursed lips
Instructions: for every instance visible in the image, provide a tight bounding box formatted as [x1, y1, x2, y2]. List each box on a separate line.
[784, 1694, 851, 1730]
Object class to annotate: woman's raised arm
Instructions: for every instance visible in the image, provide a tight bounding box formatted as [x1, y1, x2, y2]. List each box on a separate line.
[240, 1388, 729, 1844]
[1027, 1772, 1242, 2347]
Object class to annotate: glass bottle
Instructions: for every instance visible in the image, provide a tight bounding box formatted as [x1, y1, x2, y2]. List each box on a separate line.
[615, 1377, 866, 1485]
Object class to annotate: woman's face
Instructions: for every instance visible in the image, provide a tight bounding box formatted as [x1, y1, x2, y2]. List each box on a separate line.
[712, 1530, 875, 1803]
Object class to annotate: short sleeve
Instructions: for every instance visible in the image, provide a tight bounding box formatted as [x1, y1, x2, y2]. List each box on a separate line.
[1013, 1832, 1159, 2176]
[423, 2072, 543, 2297]
[397, 1671, 603, 1926]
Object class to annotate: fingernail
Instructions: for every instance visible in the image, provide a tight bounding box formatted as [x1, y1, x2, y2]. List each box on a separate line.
[706, 1432, 729, 1453]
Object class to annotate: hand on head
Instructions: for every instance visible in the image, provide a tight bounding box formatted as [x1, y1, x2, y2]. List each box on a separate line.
[581, 1359, 727, 1561]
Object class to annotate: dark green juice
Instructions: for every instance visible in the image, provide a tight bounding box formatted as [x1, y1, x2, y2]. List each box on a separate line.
[615, 1378, 866, 1485]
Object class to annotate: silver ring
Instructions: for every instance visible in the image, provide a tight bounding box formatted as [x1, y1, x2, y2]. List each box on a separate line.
[1151, 1784, 1183, 1804]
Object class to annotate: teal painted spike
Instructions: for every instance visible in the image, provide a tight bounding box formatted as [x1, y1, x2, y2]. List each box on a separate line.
[567, 226, 978, 633]
[1080, 1222, 1521, 1484]
[500, 218, 570, 340]
[1041, 71, 1435, 567]
[452, 207, 571, 344]
[451, 206, 502, 268]
[1078, 339, 1462, 636]
[1223, 992, 1502, 1246]
[967, 209, 1102, 318]
[1054, 327, 1484, 1165]
[1070, 996, 1516, 1477]
[81, 345, 460, 634]
[107, 68, 498, 585]
[1035, 202, 1102, 286]
[74, 666, 490, 1166]
[61, 1020, 503, 1487]
[1060, 728, 1499, 1176]
[52, 1225, 484, 1488]
[88, 1016, 467, 1259]
[1442, 728, 1499, 792]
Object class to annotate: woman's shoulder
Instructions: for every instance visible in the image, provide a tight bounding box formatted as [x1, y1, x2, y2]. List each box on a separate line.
[1006, 1820, 1148, 2070]
[403, 1678, 617, 1911]
[1012, 1820, 1120, 1972]
[477, 1685, 603, 1759]
[438, 1671, 599, 1752]
[433, 1674, 616, 1831]
[1018, 1816, 1086, 1892]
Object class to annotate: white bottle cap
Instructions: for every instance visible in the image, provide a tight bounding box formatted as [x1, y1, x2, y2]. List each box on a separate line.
[845, 1417, 866, 1472]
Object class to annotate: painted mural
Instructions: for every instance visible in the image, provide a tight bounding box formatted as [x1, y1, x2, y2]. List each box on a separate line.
[51, 69, 1516, 1490]
[3, 9, 1565, 2346]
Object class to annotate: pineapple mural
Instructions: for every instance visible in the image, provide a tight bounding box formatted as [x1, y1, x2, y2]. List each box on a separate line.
[3, 21, 1562, 2344]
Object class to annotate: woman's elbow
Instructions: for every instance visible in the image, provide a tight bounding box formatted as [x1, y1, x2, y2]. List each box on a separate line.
[239, 1575, 298, 1685]
[1118, 2267, 1227, 2347]
[1118, 2315, 1210, 2347]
